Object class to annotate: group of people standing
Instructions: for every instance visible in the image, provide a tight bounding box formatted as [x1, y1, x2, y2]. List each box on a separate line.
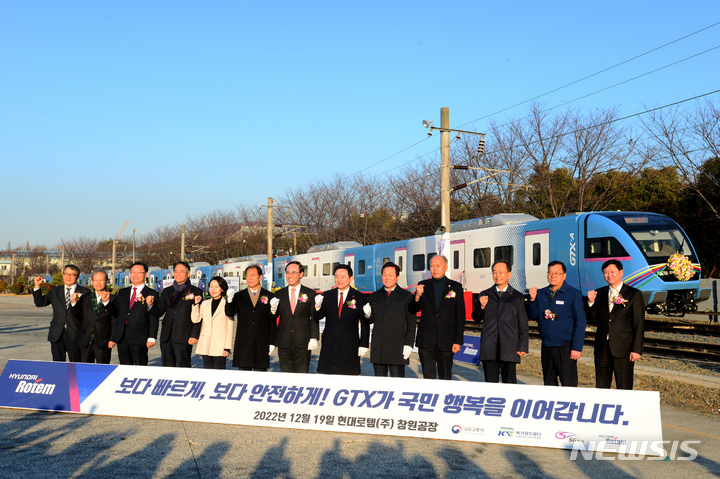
[474, 258, 645, 390]
[33, 255, 644, 390]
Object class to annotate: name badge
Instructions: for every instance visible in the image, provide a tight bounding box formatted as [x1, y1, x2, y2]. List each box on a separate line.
[556, 300, 565, 305]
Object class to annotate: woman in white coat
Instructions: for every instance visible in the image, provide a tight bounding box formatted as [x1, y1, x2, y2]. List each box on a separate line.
[191, 277, 234, 369]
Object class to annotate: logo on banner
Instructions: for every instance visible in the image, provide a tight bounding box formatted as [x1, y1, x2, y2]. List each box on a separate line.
[498, 427, 514, 437]
[9, 375, 56, 395]
[452, 425, 462, 434]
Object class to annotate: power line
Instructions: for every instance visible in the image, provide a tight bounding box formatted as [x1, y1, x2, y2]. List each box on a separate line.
[347, 21, 720, 180]
[456, 21, 720, 129]
[395, 89, 720, 187]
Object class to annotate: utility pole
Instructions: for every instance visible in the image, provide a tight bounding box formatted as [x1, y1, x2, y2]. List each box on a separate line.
[60, 247, 65, 270]
[424, 108, 495, 265]
[180, 225, 186, 261]
[10, 253, 15, 285]
[267, 197, 274, 265]
[132, 229, 137, 263]
[440, 108, 451, 242]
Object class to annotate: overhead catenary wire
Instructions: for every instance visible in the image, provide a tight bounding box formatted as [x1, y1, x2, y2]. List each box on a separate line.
[346, 22, 720, 181]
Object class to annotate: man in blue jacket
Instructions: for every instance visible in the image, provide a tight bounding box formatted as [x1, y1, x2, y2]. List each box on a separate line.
[526, 261, 586, 387]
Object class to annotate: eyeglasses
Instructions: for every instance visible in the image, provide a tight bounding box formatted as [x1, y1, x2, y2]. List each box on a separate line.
[286, 271, 301, 275]
[547, 273, 565, 277]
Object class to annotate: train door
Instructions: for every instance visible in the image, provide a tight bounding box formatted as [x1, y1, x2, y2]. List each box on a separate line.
[524, 229, 550, 290]
[394, 247, 407, 288]
[310, 257, 320, 290]
[450, 240, 465, 287]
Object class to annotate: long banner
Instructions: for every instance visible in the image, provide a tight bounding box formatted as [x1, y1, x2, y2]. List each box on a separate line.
[0, 359, 662, 452]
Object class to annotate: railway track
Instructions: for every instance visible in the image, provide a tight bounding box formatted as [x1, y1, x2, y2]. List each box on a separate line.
[463, 321, 720, 363]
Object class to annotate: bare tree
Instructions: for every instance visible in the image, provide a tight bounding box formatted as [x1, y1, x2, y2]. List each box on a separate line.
[643, 98, 720, 220]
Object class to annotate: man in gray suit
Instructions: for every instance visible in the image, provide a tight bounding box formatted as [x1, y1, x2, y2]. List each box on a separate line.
[33, 265, 91, 362]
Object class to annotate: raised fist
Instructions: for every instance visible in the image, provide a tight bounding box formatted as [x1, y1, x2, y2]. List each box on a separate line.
[528, 287, 537, 301]
[146, 295, 154, 307]
[587, 290, 597, 304]
[315, 294, 324, 310]
[270, 297, 280, 314]
[34, 276, 43, 288]
[479, 295, 489, 309]
[194, 295, 202, 305]
[363, 303, 371, 318]
[98, 290, 111, 302]
[415, 284, 424, 300]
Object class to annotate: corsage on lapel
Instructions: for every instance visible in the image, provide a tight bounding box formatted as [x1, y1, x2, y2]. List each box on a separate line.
[446, 290, 456, 299]
[260, 295, 269, 304]
[299, 293, 308, 303]
[346, 298, 357, 309]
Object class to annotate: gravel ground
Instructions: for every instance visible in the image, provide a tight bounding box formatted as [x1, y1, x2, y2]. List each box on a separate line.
[522, 338, 720, 417]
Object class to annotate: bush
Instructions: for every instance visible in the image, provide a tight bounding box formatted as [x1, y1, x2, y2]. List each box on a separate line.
[0, 280, 7, 293]
[51, 273, 63, 286]
[40, 282, 51, 295]
[11, 283, 23, 295]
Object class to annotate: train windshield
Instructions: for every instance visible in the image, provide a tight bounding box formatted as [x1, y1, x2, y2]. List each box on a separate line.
[605, 214, 695, 264]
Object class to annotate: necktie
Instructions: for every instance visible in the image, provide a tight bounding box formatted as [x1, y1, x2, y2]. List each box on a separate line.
[65, 287, 71, 309]
[338, 291, 344, 317]
[387, 289, 392, 296]
[290, 288, 296, 314]
[130, 287, 137, 309]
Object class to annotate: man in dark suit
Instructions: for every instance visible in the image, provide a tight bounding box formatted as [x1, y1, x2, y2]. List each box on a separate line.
[274, 261, 318, 373]
[108, 262, 160, 366]
[315, 264, 369, 375]
[156, 261, 203, 367]
[408, 255, 465, 380]
[33, 265, 90, 362]
[472, 260, 529, 384]
[225, 264, 276, 371]
[71, 270, 116, 364]
[587, 259, 645, 390]
[365, 262, 416, 377]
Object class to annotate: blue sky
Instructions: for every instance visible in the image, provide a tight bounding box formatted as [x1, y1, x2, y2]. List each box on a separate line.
[1, 1, 718, 249]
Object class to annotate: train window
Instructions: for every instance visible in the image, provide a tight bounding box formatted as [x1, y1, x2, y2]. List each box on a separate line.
[398, 256, 403, 272]
[277, 267, 283, 279]
[223, 272, 229, 277]
[332, 262, 340, 274]
[427, 253, 436, 269]
[532, 243, 541, 266]
[358, 260, 365, 275]
[323, 263, 331, 275]
[494, 246, 514, 266]
[383, 257, 390, 265]
[302, 265, 308, 276]
[412, 254, 424, 271]
[453, 251, 459, 269]
[473, 248, 491, 268]
[586, 237, 629, 258]
[313, 264, 317, 277]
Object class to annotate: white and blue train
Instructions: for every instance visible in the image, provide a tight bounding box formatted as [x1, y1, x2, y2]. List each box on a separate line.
[79, 211, 705, 317]
[271, 211, 708, 316]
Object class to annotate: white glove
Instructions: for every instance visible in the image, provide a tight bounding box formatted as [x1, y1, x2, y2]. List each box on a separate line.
[270, 297, 280, 315]
[227, 289, 236, 302]
[308, 338, 318, 350]
[358, 347, 369, 357]
[269, 345, 275, 354]
[315, 294, 324, 310]
[363, 303, 371, 318]
[403, 345, 412, 360]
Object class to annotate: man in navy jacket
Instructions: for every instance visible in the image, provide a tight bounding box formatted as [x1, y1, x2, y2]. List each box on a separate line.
[526, 261, 586, 387]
